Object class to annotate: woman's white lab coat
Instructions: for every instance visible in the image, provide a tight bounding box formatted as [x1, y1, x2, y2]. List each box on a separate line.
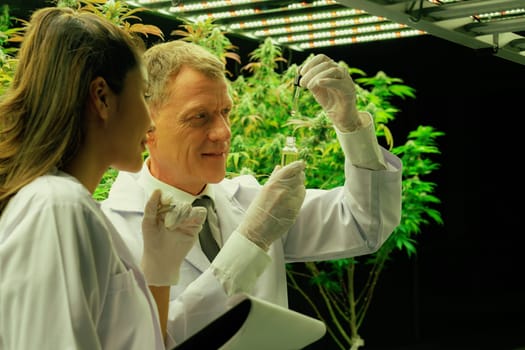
[0, 170, 165, 350]
[101, 143, 403, 346]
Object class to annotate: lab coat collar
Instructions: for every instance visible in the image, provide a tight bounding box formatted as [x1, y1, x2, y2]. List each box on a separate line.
[136, 158, 217, 204]
[104, 160, 240, 214]
[103, 169, 144, 212]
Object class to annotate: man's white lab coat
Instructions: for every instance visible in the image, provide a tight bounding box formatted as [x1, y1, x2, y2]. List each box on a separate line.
[101, 139, 402, 346]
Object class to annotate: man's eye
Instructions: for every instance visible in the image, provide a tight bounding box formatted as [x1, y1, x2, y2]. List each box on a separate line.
[185, 113, 208, 127]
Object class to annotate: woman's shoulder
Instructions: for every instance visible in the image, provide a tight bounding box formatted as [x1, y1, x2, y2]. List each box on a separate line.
[0, 172, 105, 247]
[3, 171, 98, 225]
[19, 171, 91, 205]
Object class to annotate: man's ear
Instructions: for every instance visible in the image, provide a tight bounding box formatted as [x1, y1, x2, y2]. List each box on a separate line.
[145, 125, 156, 148]
[89, 76, 111, 122]
[146, 111, 157, 146]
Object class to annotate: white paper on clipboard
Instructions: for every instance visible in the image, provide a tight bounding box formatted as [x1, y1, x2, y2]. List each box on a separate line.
[173, 293, 326, 350]
[219, 294, 326, 350]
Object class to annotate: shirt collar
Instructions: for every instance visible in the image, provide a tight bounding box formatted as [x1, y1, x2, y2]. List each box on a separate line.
[137, 158, 216, 204]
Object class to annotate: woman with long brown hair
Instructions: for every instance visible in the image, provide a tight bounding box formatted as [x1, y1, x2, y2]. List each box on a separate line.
[0, 7, 205, 349]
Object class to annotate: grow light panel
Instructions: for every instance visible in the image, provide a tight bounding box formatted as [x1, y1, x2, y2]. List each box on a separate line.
[126, 0, 525, 65]
[340, 0, 525, 65]
[126, 0, 426, 50]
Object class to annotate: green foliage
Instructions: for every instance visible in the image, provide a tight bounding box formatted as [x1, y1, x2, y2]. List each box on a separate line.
[285, 123, 444, 348]
[170, 17, 240, 77]
[93, 167, 119, 201]
[56, 0, 164, 39]
[0, 0, 164, 97]
[0, 5, 25, 95]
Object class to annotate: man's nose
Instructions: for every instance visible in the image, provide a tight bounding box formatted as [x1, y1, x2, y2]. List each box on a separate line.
[209, 116, 231, 141]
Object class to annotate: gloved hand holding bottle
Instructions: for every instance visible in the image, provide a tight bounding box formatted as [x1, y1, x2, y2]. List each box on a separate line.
[237, 160, 306, 251]
[141, 189, 207, 286]
[299, 54, 368, 132]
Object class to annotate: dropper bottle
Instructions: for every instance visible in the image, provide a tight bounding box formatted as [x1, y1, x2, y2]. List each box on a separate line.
[281, 136, 299, 166]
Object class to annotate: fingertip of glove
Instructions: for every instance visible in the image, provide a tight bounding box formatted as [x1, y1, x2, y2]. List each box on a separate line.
[160, 192, 175, 206]
[150, 189, 162, 201]
[144, 189, 162, 214]
[288, 159, 306, 171]
[277, 160, 305, 180]
[195, 206, 208, 216]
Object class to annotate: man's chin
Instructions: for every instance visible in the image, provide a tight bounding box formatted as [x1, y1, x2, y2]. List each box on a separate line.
[207, 169, 227, 183]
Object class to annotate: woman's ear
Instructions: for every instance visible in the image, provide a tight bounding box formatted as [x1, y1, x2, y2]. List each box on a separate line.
[88, 76, 111, 122]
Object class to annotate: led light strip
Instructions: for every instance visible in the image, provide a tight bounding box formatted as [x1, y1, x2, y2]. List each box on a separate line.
[169, 0, 338, 13]
[136, 0, 169, 3]
[231, 9, 368, 29]
[270, 23, 411, 44]
[249, 15, 389, 36]
[168, 0, 262, 11]
[178, 8, 366, 25]
[476, 8, 525, 20]
[427, 0, 457, 4]
[294, 29, 426, 49]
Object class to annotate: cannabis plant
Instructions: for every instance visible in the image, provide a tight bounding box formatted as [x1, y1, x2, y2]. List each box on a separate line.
[170, 17, 240, 76]
[171, 20, 443, 350]
[55, 0, 164, 40]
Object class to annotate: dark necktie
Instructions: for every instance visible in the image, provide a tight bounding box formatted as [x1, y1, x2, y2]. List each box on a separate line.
[193, 196, 220, 261]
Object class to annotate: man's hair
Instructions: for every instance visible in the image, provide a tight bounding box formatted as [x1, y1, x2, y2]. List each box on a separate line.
[144, 40, 226, 111]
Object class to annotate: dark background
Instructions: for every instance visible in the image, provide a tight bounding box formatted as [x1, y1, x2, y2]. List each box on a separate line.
[5, 1, 524, 349]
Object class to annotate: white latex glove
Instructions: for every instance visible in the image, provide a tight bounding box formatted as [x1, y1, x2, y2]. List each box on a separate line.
[237, 160, 306, 251]
[299, 54, 362, 132]
[141, 189, 206, 286]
